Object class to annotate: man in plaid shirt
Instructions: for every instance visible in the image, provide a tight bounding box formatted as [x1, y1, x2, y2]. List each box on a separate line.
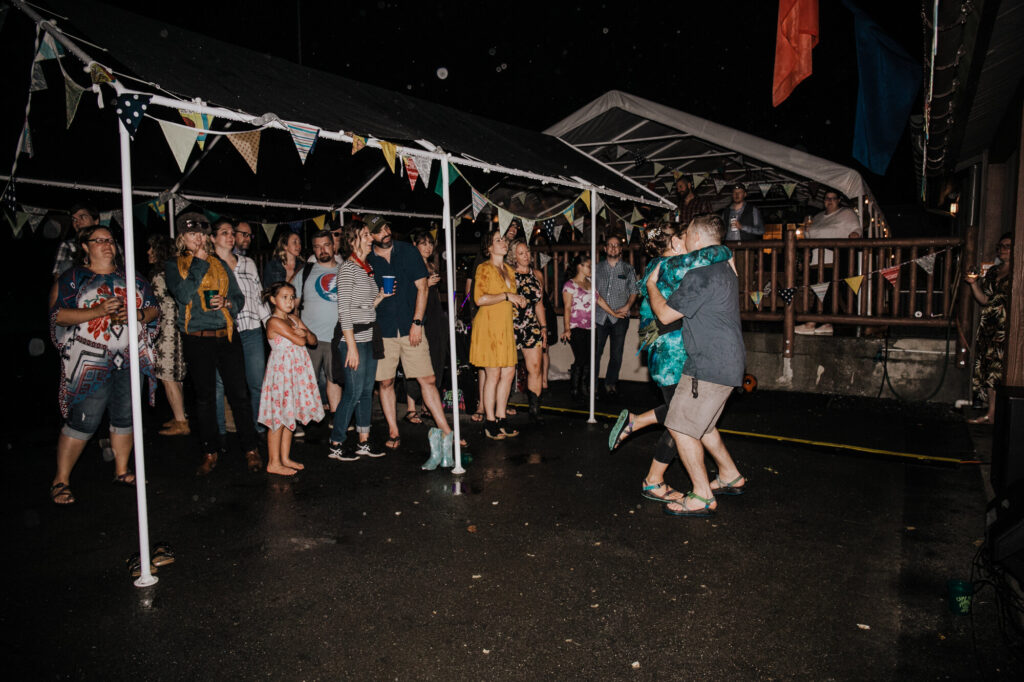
[52, 204, 100, 279]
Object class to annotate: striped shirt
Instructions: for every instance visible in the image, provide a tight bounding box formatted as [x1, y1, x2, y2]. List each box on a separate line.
[594, 258, 637, 325]
[232, 255, 269, 332]
[337, 259, 378, 343]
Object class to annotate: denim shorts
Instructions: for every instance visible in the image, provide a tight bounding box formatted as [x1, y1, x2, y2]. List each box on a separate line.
[62, 368, 133, 440]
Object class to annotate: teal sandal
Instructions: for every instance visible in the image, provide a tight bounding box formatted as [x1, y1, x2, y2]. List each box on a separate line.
[608, 410, 634, 451]
[711, 474, 746, 496]
[663, 492, 716, 517]
[641, 480, 684, 503]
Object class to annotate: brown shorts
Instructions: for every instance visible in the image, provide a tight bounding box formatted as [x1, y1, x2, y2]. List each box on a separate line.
[375, 335, 435, 381]
[664, 375, 732, 439]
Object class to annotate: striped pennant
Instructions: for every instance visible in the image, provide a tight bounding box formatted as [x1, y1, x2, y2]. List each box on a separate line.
[285, 122, 319, 164]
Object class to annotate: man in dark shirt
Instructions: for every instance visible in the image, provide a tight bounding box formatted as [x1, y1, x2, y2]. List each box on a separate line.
[647, 214, 747, 517]
[365, 215, 455, 451]
[672, 176, 712, 227]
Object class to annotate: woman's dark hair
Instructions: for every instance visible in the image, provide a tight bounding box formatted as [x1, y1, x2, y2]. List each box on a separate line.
[479, 227, 503, 259]
[147, 234, 174, 278]
[409, 228, 436, 247]
[565, 253, 590, 279]
[643, 223, 679, 259]
[337, 220, 365, 260]
[272, 231, 302, 264]
[1000, 231, 1013, 244]
[261, 281, 296, 305]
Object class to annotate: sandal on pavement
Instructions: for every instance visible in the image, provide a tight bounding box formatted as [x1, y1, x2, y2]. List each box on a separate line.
[404, 411, 424, 425]
[151, 543, 176, 567]
[112, 472, 136, 487]
[470, 411, 485, 423]
[50, 482, 75, 505]
[385, 435, 401, 450]
[641, 480, 685, 503]
[664, 492, 716, 517]
[608, 410, 634, 451]
[710, 474, 747, 496]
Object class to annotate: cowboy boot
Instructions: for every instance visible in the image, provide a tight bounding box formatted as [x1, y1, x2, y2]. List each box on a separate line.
[528, 390, 545, 424]
[422, 427, 444, 470]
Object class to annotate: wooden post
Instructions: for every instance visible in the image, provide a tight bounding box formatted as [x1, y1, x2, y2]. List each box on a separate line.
[783, 223, 796, 358]
[1004, 110, 1024, 387]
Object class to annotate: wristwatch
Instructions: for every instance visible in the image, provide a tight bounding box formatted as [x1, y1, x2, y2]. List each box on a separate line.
[412, 319, 424, 326]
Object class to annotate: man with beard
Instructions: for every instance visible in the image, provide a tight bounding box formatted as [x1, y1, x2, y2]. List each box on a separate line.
[292, 229, 342, 419]
[365, 215, 457, 452]
[672, 176, 711, 226]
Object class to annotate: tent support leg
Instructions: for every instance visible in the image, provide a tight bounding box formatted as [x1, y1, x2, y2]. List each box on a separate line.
[588, 188, 597, 424]
[118, 120, 157, 588]
[442, 160, 465, 474]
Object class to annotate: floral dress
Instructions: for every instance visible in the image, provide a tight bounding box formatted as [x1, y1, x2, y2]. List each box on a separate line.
[150, 272, 186, 382]
[258, 335, 325, 431]
[972, 268, 1011, 400]
[513, 270, 543, 349]
[638, 245, 733, 387]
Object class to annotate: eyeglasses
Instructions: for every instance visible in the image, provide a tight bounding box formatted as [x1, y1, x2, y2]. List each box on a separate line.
[183, 219, 210, 229]
[87, 237, 116, 245]
[824, 196, 840, 202]
[234, 230, 253, 238]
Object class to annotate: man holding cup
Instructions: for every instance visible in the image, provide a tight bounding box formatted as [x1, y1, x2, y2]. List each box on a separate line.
[365, 215, 455, 451]
[721, 183, 763, 242]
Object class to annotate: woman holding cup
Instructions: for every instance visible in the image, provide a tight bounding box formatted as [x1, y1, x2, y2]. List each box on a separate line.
[965, 233, 1013, 424]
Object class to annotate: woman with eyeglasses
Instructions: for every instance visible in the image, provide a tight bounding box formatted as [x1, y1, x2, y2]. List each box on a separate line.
[165, 212, 261, 476]
[966, 232, 1013, 424]
[48, 226, 159, 505]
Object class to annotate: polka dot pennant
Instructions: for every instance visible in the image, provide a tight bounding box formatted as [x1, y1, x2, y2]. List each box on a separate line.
[778, 287, 796, 306]
[115, 93, 152, 141]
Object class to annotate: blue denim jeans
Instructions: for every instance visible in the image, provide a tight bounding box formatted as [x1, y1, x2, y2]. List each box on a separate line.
[330, 340, 377, 444]
[62, 368, 133, 440]
[216, 328, 267, 434]
[595, 317, 629, 389]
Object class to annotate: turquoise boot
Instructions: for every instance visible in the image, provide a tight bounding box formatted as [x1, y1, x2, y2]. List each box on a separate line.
[422, 427, 444, 470]
[440, 431, 455, 468]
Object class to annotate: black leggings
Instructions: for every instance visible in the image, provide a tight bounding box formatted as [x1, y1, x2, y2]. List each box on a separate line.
[653, 383, 678, 465]
[569, 328, 591, 370]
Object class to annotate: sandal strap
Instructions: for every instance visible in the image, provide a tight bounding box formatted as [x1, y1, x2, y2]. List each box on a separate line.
[686, 491, 714, 507]
[641, 480, 665, 493]
[715, 475, 744, 488]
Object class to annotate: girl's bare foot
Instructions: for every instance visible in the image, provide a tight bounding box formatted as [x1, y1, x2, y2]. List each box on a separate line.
[266, 464, 297, 476]
[282, 459, 304, 470]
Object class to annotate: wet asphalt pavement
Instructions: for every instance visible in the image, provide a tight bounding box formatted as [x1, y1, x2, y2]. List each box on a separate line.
[3, 384, 1021, 680]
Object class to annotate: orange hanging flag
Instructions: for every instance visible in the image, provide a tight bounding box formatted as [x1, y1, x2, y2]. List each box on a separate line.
[772, 0, 819, 107]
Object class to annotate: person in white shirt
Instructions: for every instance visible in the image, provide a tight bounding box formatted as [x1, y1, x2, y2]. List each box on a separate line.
[796, 191, 862, 336]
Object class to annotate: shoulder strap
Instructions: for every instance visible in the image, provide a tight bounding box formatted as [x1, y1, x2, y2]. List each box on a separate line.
[298, 261, 316, 313]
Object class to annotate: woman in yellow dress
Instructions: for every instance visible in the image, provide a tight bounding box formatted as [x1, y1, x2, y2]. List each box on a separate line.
[470, 228, 527, 440]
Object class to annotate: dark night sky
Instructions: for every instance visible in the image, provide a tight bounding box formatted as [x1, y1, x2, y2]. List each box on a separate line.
[93, 0, 924, 205]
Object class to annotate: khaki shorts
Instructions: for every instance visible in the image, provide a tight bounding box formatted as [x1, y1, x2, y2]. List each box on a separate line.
[375, 335, 435, 381]
[307, 341, 335, 384]
[664, 375, 733, 439]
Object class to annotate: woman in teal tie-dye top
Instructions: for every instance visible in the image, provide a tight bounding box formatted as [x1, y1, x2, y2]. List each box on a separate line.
[608, 222, 732, 504]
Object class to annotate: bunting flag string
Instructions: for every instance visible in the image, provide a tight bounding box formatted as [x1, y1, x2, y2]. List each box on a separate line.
[692, 172, 707, 188]
[758, 182, 774, 197]
[89, 62, 114, 84]
[844, 275, 864, 295]
[285, 121, 318, 164]
[653, 162, 665, 176]
[311, 215, 325, 230]
[615, 145, 628, 158]
[579, 190, 591, 211]
[763, 280, 772, 296]
[30, 63, 47, 92]
[158, 119, 198, 172]
[563, 204, 575, 226]
[9, 211, 30, 238]
[262, 222, 277, 242]
[115, 93, 151, 141]
[415, 157, 432, 190]
[750, 291, 764, 307]
[379, 140, 397, 172]
[226, 130, 261, 174]
[64, 74, 85, 129]
[713, 177, 727, 193]
[672, 170, 683, 180]
[35, 32, 65, 61]
[537, 252, 552, 270]
[778, 287, 796, 306]
[403, 156, 419, 190]
[147, 199, 166, 220]
[880, 265, 900, 287]
[351, 134, 366, 155]
[179, 110, 214, 150]
[497, 207, 513, 236]
[630, 206, 643, 224]
[2, 181, 17, 218]
[470, 189, 487, 219]
[19, 126, 33, 158]
[624, 223, 635, 243]
[782, 182, 797, 198]
[521, 218, 535, 238]
[915, 252, 936, 276]
[810, 281, 830, 303]
[28, 213, 44, 233]
[553, 223, 564, 243]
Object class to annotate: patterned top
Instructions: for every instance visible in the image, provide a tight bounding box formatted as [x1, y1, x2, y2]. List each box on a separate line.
[50, 266, 158, 417]
[150, 272, 186, 382]
[594, 258, 637, 325]
[674, 194, 713, 226]
[562, 279, 593, 330]
[513, 270, 544, 349]
[231, 255, 269, 332]
[337, 259, 379, 343]
[972, 268, 1011, 397]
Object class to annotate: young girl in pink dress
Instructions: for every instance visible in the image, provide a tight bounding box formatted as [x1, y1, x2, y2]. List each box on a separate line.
[258, 282, 324, 476]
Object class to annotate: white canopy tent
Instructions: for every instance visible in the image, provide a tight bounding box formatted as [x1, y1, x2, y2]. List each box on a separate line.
[10, 1, 674, 587]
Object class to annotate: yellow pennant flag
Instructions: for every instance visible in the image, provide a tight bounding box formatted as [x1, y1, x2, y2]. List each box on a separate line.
[579, 190, 591, 211]
[845, 275, 864, 295]
[351, 134, 365, 155]
[379, 141, 397, 172]
[430, 228, 438, 242]
[313, 214, 326, 230]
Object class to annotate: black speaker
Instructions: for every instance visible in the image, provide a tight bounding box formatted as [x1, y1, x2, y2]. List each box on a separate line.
[991, 386, 1024, 494]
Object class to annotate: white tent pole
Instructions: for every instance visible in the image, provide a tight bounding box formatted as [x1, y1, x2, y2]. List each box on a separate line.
[442, 159, 465, 474]
[167, 196, 175, 238]
[588, 189, 597, 423]
[117, 120, 157, 588]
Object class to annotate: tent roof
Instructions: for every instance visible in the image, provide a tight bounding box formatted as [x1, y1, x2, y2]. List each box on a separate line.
[545, 90, 876, 208]
[5, 1, 666, 221]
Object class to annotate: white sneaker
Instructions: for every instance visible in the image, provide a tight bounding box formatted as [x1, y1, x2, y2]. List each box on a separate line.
[813, 324, 834, 335]
[355, 441, 385, 458]
[794, 322, 816, 335]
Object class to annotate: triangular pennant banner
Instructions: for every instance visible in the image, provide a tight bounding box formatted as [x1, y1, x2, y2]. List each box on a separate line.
[11, 212, 30, 238]
[313, 215, 326, 230]
[470, 189, 487, 219]
[563, 205, 575, 227]
[404, 156, 419, 190]
[430, 228, 438, 242]
[158, 120, 198, 173]
[811, 281, 830, 303]
[538, 252, 552, 270]
[915, 253, 936, 276]
[672, 170, 683, 180]
[845, 275, 864, 295]
[416, 157, 432, 190]
[615, 145, 628, 159]
[30, 62, 47, 92]
[630, 207, 643, 224]
[579, 190, 591, 212]
[778, 287, 796, 306]
[28, 214, 44, 233]
[763, 281, 772, 296]
[553, 223, 564, 242]
[522, 219, 535, 237]
[713, 178, 727, 193]
[285, 122, 318, 164]
[351, 134, 366, 155]
[99, 210, 113, 226]
[227, 130, 261, 174]
[179, 111, 214, 150]
[653, 162, 665, 176]
[147, 200, 166, 220]
[133, 202, 149, 228]
[573, 214, 585, 233]
[262, 223, 277, 242]
[89, 62, 114, 84]
[35, 32, 65, 61]
[19, 126, 33, 158]
[664, 181, 675, 193]
[625, 224, 635, 243]
[692, 172, 708, 188]
[497, 207, 513, 236]
[379, 140, 397, 172]
[64, 75, 85, 129]
[880, 265, 900, 287]
[204, 209, 222, 224]
[750, 291, 764, 307]
[593, 193, 603, 216]
[115, 93, 152, 141]
[2, 181, 16, 216]
[758, 183, 773, 197]
[782, 182, 797, 198]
